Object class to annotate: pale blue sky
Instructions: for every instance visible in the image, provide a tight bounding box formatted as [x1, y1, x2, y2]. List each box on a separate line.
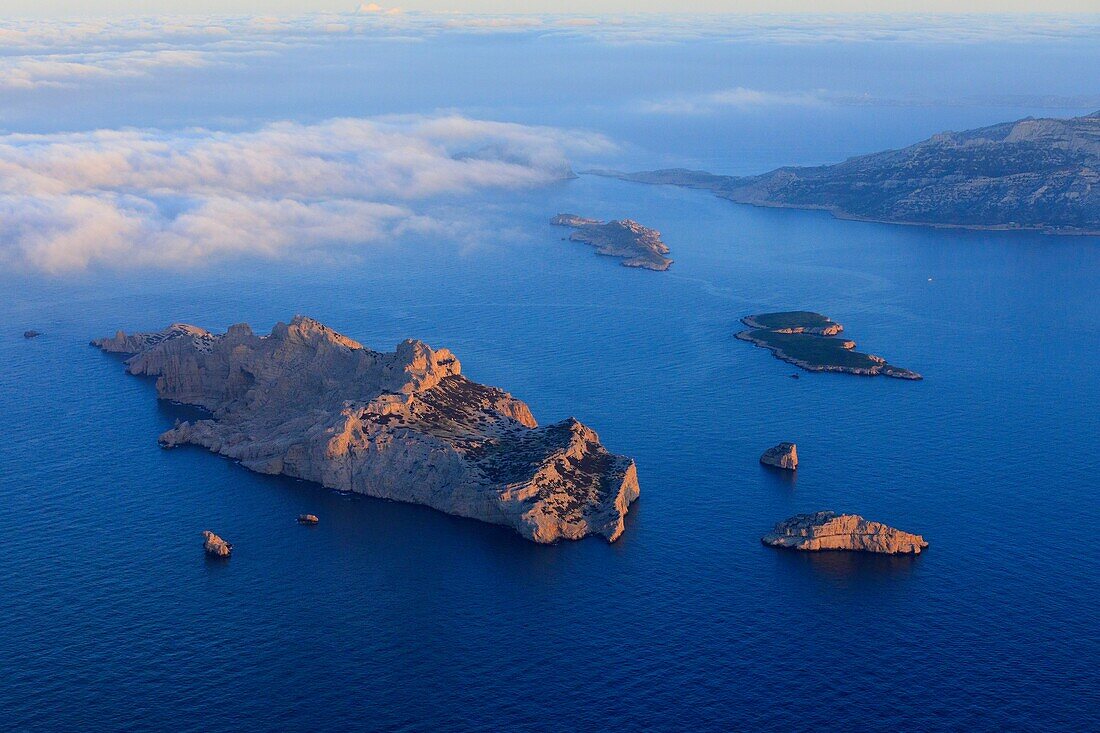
[6, 1, 1100, 17]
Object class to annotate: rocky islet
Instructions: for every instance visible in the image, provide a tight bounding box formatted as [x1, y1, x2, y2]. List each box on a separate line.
[95, 316, 639, 544]
[762, 512, 928, 555]
[550, 213, 673, 271]
[202, 530, 232, 557]
[760, 443, 798, 470]
[736, 311, 921, 379]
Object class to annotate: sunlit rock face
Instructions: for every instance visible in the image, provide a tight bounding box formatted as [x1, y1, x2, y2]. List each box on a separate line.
[202, 531, 232, 557]
[95, 316, 639, 544]
[760, 443, 798, 470]
[762, 512, 928, 555]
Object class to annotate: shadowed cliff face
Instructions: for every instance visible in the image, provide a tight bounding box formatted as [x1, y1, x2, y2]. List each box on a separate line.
[602, 110, 1100, 234]
[93, 315, 639, 543]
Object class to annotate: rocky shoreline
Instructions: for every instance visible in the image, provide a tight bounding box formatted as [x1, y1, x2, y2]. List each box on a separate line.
[95, 316, 640, 544]
[741, 313, 842, 336]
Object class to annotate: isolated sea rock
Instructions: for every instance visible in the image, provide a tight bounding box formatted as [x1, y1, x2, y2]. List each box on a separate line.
[202, 530, 232, 557]
[551, 213, 673, 271]
[762, 511, 928, 555]
[761, 442, 798, 470]
[23, 330, 41, 338]
[94, 316, 639, 544]
[297, 514, 319, 525]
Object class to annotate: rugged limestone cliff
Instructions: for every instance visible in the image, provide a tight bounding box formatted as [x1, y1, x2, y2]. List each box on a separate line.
[94, 316, 639, 544]
[762, 511, 927, 555]
[595, 110, 1100, 234]
[551, 214, 673, 270]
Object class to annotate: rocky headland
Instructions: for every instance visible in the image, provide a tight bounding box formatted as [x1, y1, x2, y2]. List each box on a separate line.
[551, 214, 672, 271]
[762, 511, 928, 555]
[761, 443, 798, 470]
[736, 311, 921, 379]
[94, 316, 639, 544]
[594, 110, 1100, 235]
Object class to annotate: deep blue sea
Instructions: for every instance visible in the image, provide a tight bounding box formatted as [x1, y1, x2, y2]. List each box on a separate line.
[2, 23, 1099, 731]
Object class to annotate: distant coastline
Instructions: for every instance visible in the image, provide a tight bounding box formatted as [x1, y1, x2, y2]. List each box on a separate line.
[588, 109, 1100, 236]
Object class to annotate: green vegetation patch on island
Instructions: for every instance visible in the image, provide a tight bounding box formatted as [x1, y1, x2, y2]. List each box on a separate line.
[740, 311, 843, 335]
[736, 312, 921, 380]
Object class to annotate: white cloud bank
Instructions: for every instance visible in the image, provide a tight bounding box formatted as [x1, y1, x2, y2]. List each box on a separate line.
[0, 50, 216, 91]
[1, 13, 1098, 93]
[0, 116, 613, 273]
[3, 13, 1097, 52]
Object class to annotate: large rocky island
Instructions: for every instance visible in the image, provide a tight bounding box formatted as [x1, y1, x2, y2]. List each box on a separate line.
[551, 214, 672, 270]
[94, 317, 639, 544]
[763, 512, 928, 555]
[736, 311, 921, 379]
[596, 110, 1100, 234]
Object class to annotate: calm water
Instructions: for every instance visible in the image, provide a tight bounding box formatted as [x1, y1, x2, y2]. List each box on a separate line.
[3, 175, 1098, 730]
[3, 24, 1100, 732]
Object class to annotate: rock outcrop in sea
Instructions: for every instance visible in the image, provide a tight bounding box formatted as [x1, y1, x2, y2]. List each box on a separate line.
[550, 214, 673, 271]
[95, 316, 639, 544]
[760, 443, 798, 470]
[762, 511, 928, 555]
[203, 530, 232, 557]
